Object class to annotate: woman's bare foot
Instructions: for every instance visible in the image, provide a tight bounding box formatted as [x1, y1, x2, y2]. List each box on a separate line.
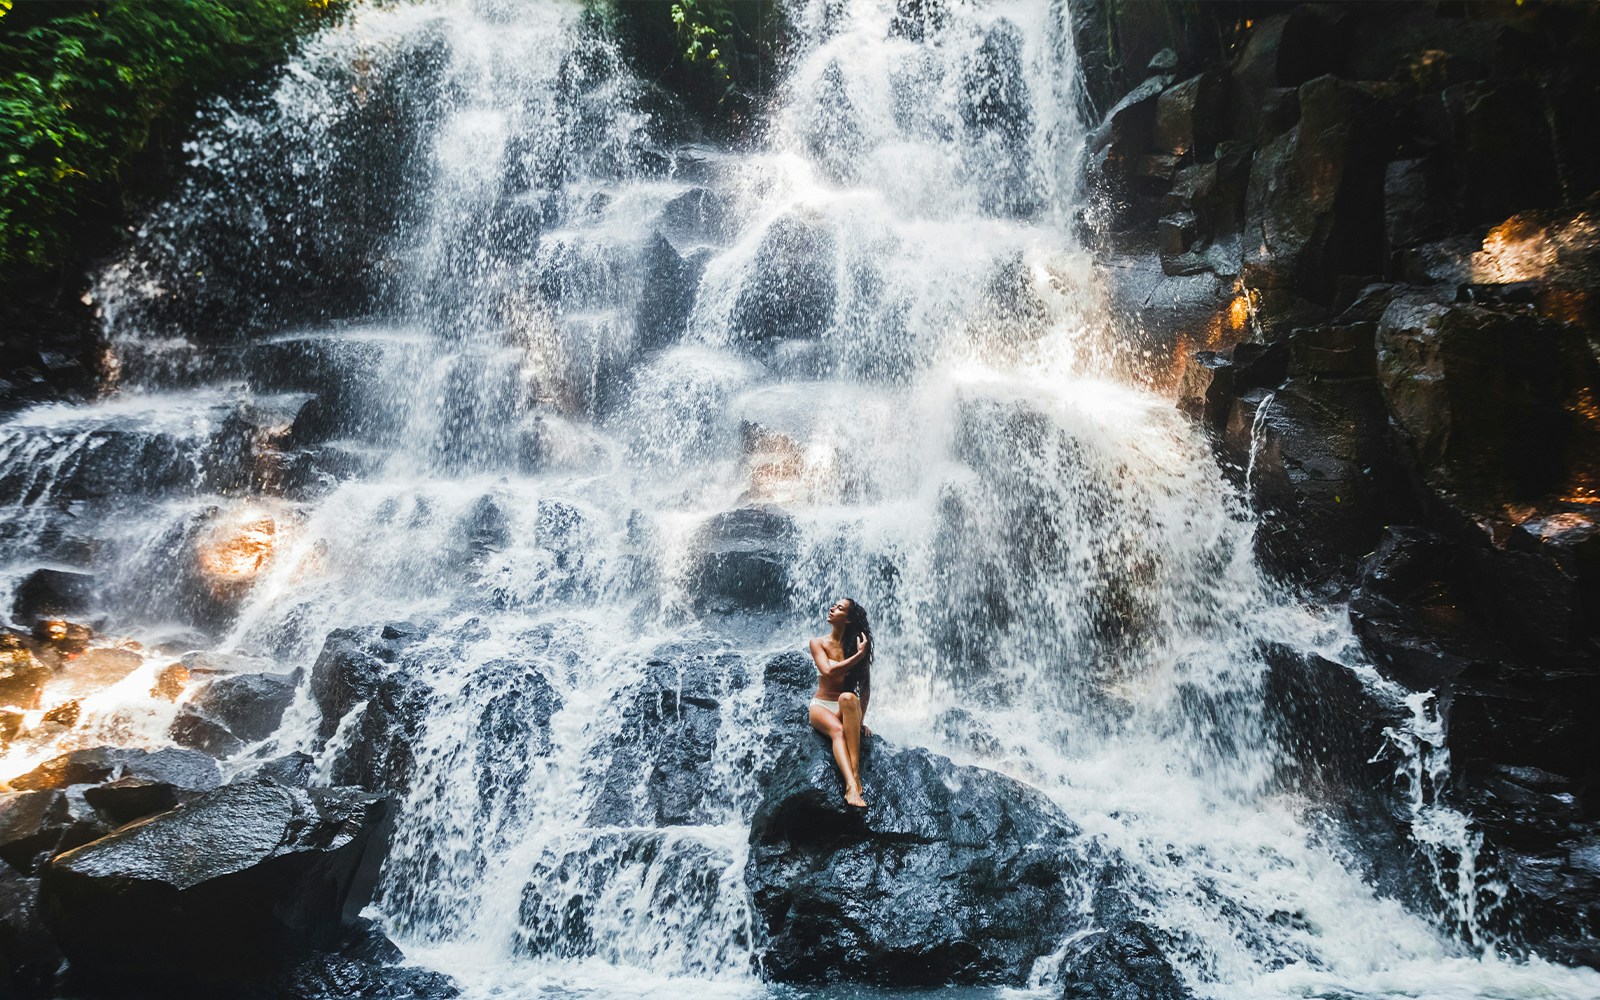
[844, 784, 868, 809]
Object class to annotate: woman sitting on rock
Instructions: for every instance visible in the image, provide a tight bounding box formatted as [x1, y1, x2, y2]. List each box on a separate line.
[808, 598, 873, 808]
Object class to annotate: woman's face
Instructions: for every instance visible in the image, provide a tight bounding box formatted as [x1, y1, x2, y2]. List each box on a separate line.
[827, 599, 851, 625]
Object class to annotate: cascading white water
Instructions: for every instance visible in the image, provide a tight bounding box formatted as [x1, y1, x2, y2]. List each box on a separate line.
[2, 1, 1599, 998]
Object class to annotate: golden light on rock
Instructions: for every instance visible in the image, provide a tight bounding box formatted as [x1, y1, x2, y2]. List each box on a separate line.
[197, 514, 278, 596]
[1471, 210, 1596, 285]
[1228, 292, 1252, 332]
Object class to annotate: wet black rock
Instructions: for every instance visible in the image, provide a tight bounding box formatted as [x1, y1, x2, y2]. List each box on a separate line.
[242, 953, 460, 1000]
[586, 647, 740, 827]
[77, 747, 222, 826]
[41, 777, 392, 988]
[0, 790, 106, 875]
[730, 214, 837, 343]
[10, 568, 95, 626]
[171, 670, 298, 757]
[9, 747, 143, 791]
[1376, 296, 1600, 530]
[1058, 921, 1193, 1000]
[233, 751, 317, 789]
[689, 506, 797, 614]
[471, 658, 561, 813]
[1225, 373, 1403, 577]
[1349, 527, 1502, 689]
[747, 733, 1083, 985]
[311, 625, 433, 793]
[0, 866, 60, 997]
[636, 231, 705, 353]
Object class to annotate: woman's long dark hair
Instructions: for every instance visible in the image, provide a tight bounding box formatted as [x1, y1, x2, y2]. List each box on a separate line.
[840, 598, 873, 670]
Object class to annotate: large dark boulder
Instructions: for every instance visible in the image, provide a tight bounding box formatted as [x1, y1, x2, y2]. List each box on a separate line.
[242, 952, 460, 1000]
[1376, 297, 1600, 517]
[0, 867, 60, 997]
[747, 734, 1083, 985]
[10, 568, 95, 626]
[468, 658, 561, 814]
[730, 214, 837, 344]
[171, 670, 298, 757]
[1349, 527, 1503, 690]
[1058, 921, 1193, 1000]
[309, 623, 439, 794]
[689, 506, 797, 613]
[1224, 372, 1402, 577]
[41, 777, 392, 988]
[634, 231, 703, 352]
[586, 648, 741, 827]
[0, 790, 106, 875]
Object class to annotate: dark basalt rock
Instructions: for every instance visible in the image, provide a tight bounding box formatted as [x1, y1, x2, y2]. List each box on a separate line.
[689, 505, 797, 613]
[10, 568, 95, 626]
[747, 733, 1083, 985]
[170, 670, 298, 757]
[1225, 374, 1403, 577]
[310, 624, 435, 793]
[730, 214, 837, 344]
[242, 953, 460, 1000]
[41, 777, 393, 988]
[1376, 296, 1600, 524]
[233, 751, 317, 789]
[635, 231, 703, 353]
[586, 647, 740, 827]
[470, 658, 560, 813]
[9, 747, 142, 791]
[0, 866, 60, 997]
[1058, 921, 1193, 1000]
[0, 790, 107, 875]
[1349, 527, 1502, 690]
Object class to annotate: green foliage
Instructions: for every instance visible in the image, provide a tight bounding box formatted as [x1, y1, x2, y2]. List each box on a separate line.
[668, 0, 738, 102]
[0, 0, 341, 270]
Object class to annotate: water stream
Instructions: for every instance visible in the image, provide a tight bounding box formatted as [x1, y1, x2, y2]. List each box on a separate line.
[2, 1, 1598, 998]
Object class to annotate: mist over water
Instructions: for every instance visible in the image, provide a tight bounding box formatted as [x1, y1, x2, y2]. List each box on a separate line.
[3, 1, 1598, 998]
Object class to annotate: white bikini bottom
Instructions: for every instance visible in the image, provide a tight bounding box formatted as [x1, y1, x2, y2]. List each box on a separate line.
[809, 697, 840, 715]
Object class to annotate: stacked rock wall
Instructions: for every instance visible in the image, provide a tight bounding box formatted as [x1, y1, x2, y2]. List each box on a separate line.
[1076, 0, 1600, 966]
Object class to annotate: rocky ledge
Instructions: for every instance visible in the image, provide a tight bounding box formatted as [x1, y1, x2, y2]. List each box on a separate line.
[0, 743, 450, 998]
[747, 652, 1193, 998]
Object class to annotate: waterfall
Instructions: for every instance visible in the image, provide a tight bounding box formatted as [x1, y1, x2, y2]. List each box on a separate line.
[3, 1, 1598, 998]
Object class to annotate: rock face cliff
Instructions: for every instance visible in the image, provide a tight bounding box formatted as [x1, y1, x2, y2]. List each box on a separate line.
[1076, 0, 1600, 966]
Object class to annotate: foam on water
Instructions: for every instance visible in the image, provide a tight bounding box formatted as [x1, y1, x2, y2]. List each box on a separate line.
[2, 1, 1597, 998]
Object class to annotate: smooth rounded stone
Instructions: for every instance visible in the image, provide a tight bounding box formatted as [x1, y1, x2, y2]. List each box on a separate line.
[0, 634, 52, 711]
[747, 733, 1084, 985]
[170, 670, 298, 756]
[688, 505, 797, 614]
[41, 778, 393, 987]
[730, 214, 837, 344]
[10, 568, 95, 626]
[585, 647, 739, 827]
